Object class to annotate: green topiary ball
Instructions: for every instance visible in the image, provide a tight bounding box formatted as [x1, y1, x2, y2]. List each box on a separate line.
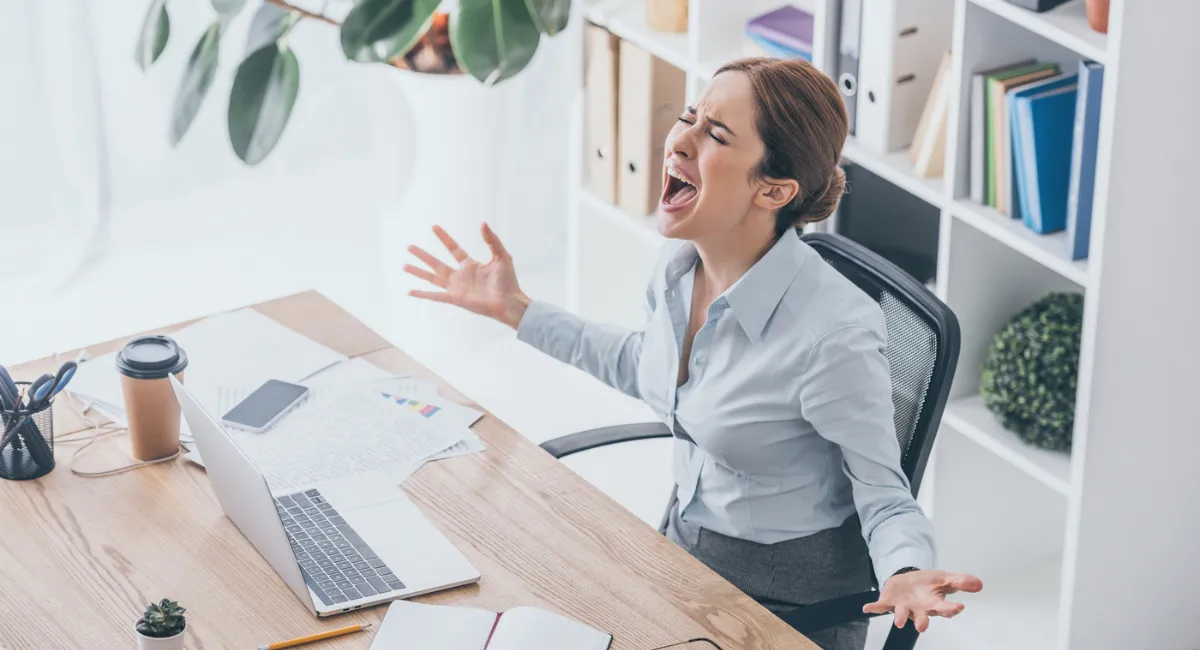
[980, 292, 1083, 452]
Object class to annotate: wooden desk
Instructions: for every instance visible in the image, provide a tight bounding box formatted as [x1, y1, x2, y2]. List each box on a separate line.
[0, 292, 815, 650]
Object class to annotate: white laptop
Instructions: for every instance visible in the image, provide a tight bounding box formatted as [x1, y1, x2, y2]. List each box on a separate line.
[171, 376, 480, 617]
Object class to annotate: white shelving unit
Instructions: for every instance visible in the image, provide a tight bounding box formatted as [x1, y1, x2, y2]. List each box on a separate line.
[566, 1, 1200, 648]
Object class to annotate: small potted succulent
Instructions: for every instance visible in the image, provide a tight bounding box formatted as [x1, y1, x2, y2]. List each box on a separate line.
[135, 599, 187, 650]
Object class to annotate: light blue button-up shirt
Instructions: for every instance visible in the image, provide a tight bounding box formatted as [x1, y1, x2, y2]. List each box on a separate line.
[517, 229, 935, 584]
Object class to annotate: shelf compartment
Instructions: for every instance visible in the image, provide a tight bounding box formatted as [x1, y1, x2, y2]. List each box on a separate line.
[588, 0, 697, 75]
[944, 394, 1071, 496]
[691, 0, 819, 80]
[969, 0, 1108, 65]
[928, 429, 1067, 650]
[842, 137, 947, 210]
[834, 162, 941, 287]
[951, 200, 1089, 287]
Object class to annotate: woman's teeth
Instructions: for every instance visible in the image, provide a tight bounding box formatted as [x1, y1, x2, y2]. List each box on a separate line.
[665, 170, 697, 205]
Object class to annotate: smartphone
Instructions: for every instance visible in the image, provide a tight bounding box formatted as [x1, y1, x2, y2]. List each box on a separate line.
[221, 379, 310, 432]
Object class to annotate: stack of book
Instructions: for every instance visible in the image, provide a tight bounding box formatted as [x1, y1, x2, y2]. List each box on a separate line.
[969, 58, 1105, 260]
[743, 5, 814, 62]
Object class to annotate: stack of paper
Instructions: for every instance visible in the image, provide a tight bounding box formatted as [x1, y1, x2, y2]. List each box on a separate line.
[187, 358, 486, 490]
[68, 308, 348, 432]
[66, 307, 488, 491]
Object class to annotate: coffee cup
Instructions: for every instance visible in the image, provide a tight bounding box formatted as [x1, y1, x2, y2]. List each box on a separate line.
[116, 335, 188, 461]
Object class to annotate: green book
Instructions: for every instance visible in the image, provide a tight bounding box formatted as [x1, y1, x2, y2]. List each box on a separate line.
[985, 62, 1060, 207]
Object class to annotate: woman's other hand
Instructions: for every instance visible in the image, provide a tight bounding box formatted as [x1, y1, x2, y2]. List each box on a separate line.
[404, 224, 531, 329]
[863, 570, 983, 632]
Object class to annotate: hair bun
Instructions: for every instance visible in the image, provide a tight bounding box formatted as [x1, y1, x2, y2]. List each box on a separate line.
[799, 167, 846, 226]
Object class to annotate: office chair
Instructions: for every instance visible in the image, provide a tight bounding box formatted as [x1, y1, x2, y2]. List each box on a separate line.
[540, 232, 961, 650]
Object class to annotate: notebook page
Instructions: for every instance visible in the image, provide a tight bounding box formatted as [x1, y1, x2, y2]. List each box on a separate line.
[490, 606, 612, 650]
[370, 600, 497, 650]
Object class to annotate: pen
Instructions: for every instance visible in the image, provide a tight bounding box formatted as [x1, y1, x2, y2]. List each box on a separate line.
[256, 622, 372, 649]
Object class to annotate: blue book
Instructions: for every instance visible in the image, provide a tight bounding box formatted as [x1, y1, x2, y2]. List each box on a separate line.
[746, 31, 812, 61]
[1016, 84, 1079, 233]
[1066, 61, 1104, 260]
[1007, 73, 1077, 222]
[1012, 95, 1036, 224]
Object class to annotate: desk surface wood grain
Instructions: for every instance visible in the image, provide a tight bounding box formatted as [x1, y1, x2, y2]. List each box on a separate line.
[0, 291, 815, 650]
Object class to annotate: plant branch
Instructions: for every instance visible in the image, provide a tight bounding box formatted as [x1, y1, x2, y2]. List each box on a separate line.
[262, 0, 412, 69]
[265, 0, 339, 27]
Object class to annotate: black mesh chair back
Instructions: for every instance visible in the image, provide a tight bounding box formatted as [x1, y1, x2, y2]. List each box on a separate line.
[800, 233, 959, 494]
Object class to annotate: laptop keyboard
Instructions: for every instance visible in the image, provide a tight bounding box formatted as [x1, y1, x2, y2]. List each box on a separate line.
[275, 488, 406, 606]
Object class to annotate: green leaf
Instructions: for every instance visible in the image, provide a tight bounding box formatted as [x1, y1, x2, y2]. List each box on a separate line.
[340, 0, 441, 63]
[451, 0, 541, 84]
[212, 0, 248, 15]
[524, 0, 570, 35]
[227, 42, 300, 164]
[135, 0, 171, 71]
[170, 22, 222, 146]
[246, 3, 295, 55]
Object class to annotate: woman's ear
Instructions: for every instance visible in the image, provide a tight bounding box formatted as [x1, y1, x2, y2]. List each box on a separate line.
[753, 177, 801, 212]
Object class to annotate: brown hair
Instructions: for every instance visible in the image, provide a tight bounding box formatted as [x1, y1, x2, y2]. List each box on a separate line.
[714, 58, 849, 238]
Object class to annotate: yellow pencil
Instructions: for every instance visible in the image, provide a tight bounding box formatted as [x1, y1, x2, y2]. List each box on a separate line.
[257, 623, 372, 649]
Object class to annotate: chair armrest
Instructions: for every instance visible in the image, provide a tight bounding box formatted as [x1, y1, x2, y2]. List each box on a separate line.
[779, 589, 922, 650]
[777, 589, 879, 634]
[539, 423, 671, 459]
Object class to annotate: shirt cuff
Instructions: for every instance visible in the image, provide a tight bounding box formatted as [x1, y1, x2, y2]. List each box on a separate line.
[875, 547, 936, 587]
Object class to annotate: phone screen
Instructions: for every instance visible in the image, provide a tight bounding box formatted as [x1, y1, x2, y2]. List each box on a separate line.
[221, 380, 309, 430]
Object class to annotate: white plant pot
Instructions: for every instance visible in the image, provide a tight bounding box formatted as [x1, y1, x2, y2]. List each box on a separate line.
[370, 71, 525, 360]
[380, 70, 522, 240]
[136, 627, 185, 650]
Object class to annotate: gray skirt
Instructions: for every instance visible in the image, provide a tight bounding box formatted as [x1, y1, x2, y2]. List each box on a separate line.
[663, 500, 874, 650]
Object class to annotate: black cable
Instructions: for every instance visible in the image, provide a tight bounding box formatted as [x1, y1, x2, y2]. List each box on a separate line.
[646, 639, 725, 650]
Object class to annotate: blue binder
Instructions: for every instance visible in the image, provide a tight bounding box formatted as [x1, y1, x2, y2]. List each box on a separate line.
[1015, 83, 1079, 234]
[745, 32, 813, 61]
[1007, 73, 1077, 223]
[1066, 61, 1105, 260]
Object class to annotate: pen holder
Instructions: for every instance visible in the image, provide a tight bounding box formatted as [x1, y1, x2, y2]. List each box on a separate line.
[1, 383, 56, 481]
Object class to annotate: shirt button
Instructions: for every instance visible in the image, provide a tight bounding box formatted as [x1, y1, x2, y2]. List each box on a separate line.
[666, 289, 675, 299]
[695, 355, 705, 366]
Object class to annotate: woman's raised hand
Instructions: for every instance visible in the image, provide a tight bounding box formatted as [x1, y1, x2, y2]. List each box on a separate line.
[864, 570, 984, 633]
[403, 224, 531, 329]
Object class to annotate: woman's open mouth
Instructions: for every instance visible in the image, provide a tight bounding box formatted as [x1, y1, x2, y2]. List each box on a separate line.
[660, 166, 699, 213]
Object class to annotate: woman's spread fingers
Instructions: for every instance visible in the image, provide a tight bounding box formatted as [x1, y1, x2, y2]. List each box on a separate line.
[403, 264, 447, 289]
[481, 223, 510, 260]
[433, 226, 471, 264]
[408, 245, 453, 276]
[893, 606, 910, 629]
[931, 602, 965, 618]
[862, 600, 892, 615]
[946, 574, 984, 593]
[409, 290, 456, 304]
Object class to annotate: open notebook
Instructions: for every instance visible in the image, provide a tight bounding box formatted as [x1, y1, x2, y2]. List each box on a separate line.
[370, 600, 612, 650]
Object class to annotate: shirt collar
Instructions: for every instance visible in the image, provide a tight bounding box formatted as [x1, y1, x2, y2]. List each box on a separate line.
[664, 229, 810, 342]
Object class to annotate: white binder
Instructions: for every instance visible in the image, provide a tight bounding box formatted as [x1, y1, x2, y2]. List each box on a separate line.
[855, 0, 955, 154]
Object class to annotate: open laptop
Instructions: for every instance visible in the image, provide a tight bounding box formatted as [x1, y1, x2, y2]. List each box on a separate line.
[170, 376, 480, 617]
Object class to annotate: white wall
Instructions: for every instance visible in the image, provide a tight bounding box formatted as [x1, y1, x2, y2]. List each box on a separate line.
[0, 0, 571, 315]
[0, 0, 573, 366]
